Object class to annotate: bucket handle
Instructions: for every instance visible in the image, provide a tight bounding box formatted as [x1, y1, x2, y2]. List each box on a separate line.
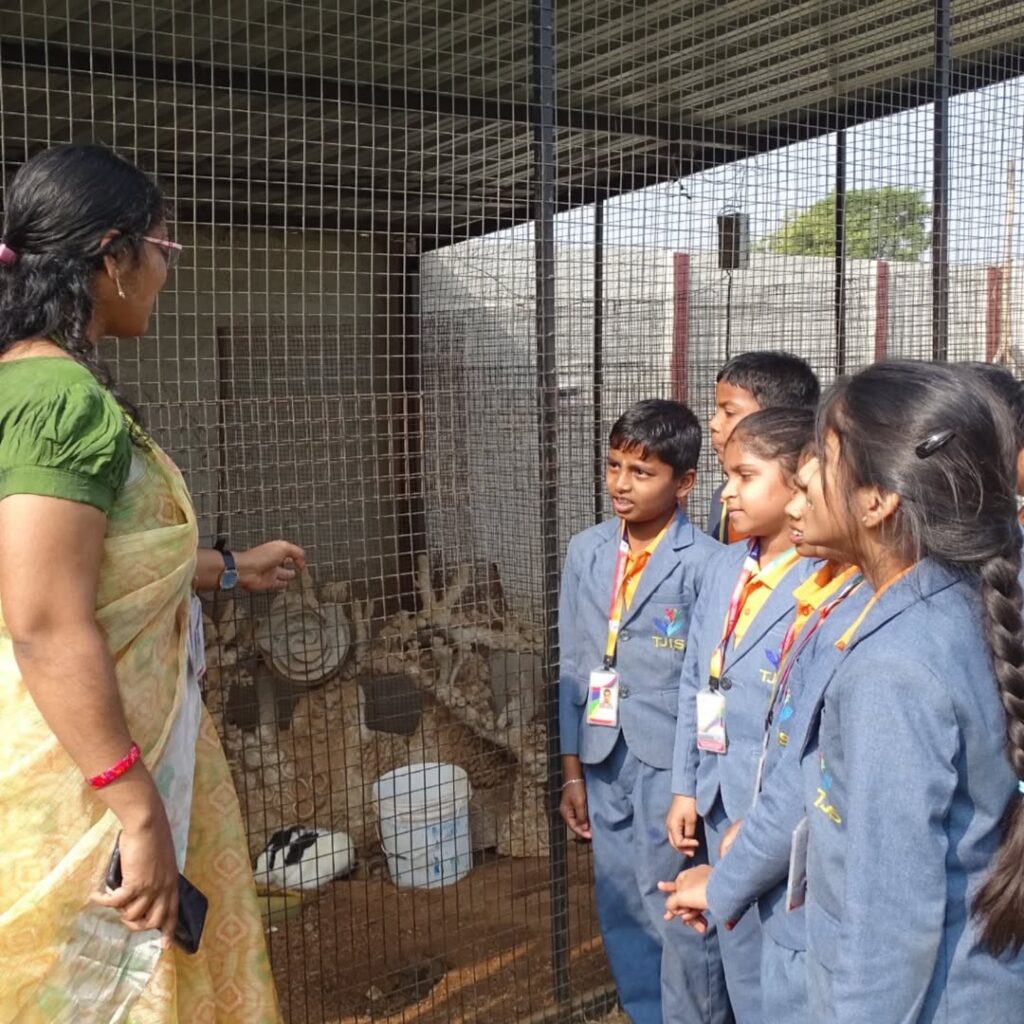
[375, 821, 410, 864]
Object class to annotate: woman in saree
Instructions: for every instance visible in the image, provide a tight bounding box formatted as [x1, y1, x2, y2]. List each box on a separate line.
[0, 144, 302, 1023]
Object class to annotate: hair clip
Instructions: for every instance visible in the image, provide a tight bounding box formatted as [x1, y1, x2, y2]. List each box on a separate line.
[0, 242, 17, 266]
[915, 430, 956, 459]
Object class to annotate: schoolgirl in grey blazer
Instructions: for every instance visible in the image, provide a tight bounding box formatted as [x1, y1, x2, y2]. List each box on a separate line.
[796, 362, 1024, 1022]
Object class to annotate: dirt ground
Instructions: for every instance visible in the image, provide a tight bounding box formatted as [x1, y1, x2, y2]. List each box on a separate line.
[268, 843, 614, 1024]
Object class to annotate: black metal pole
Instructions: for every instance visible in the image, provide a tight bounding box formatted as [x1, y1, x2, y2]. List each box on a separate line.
[932, 0, 951, 361]
[534, 0, 570, 1007]
[835, 129, 848, 375]
[724, 271, 734, 361]
[593, 199, 605, 524]
[399, 247, 427, 612]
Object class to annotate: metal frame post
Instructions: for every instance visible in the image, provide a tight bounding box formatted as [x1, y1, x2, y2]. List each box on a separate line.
[534, 0, 570, 1006]
[835, 129, 848, 374]
[932, 0, 951, 361]
[399, 246, 427, 610]
[593, 199, 605, 523]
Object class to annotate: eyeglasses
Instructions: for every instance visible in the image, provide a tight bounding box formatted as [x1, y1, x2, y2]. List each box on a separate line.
[142, 235, 184, 269]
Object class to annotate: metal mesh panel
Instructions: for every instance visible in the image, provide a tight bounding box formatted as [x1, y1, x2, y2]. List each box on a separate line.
[2, 3, 1022, 1022]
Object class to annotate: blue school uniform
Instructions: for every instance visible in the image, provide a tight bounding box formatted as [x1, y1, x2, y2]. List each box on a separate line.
[798, 561, 1024, 1023]
[672, 541, 815, 1024]
[705, 580, 873, 1024]
[558, 511, 729, 1024]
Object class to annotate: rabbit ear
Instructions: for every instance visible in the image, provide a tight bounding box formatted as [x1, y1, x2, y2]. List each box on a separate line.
[284, 830, 320, 866]
[267, 827, 296, 850]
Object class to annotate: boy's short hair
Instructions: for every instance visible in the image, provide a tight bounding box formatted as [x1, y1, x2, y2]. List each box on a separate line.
[609, 399, 702, 476]
[959, 361, 1024, 449]
[716, 350, 820, 409]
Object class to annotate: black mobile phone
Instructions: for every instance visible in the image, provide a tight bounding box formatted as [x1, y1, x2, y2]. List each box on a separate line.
[105, 840, 208, 955]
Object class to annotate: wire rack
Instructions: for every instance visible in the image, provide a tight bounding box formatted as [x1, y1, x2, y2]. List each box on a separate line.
[2, 2, 1022, 1021]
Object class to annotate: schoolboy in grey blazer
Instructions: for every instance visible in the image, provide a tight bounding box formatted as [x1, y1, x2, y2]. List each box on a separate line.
[558, 399, 729, 1024]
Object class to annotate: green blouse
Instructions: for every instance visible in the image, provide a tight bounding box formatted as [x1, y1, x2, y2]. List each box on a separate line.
[0, 357, 132, 514]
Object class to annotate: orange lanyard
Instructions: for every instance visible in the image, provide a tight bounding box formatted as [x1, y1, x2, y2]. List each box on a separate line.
[775, 564, 863, 671]
[603, 519, 670, 667]
[834, 564, 915, 651]
[765, 570, 865, 732]
[709, 540, 761, 681]
[708, 543, 801, 683]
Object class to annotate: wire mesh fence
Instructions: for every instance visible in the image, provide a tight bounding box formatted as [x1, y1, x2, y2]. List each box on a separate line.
[2, 2, 1023, 1021]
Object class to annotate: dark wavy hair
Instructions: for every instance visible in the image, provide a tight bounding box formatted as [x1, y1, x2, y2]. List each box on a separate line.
[727, 406, 816, 480]
[0, 144, 164, 429]
[959, 361, 1024, 452]
[820, 360, 1024, 955]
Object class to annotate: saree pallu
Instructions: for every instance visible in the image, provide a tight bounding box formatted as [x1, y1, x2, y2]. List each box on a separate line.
[0, 444, 280, 1023]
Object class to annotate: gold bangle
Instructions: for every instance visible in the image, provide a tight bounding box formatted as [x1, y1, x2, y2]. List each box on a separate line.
[561, 778, 584, 789]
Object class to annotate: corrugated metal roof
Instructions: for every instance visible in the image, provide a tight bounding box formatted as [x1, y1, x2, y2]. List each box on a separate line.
[1, 0, 1022, 247]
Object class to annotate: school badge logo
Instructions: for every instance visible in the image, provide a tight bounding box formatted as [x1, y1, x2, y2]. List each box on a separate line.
[760, 647, 780, 685]
[654, 608, 684, 638]
[652, 608, 686, 651]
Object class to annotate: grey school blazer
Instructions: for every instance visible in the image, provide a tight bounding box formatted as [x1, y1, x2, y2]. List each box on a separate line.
[557, 511, 722, 769]
[672, 541, 816, 821]
[703, 580, 872, 949]
[799, 560, 1024, 1022]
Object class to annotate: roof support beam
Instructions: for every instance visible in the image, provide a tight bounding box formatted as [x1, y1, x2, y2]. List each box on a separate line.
[0, 38, 755, 152]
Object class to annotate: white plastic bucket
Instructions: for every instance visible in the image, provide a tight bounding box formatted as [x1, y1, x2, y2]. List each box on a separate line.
[373, 762, 473, 889]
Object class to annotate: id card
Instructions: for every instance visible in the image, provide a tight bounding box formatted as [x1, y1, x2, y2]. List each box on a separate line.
[752, 748, 767, 804]
[785, 817, 809, 912]
[187, 595, 207, 679]
[696, 687, 727, 753]
[586, 668, 620, 727]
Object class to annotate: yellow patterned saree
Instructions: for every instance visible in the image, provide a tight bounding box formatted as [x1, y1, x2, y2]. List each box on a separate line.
[0, 443, 280, 1023]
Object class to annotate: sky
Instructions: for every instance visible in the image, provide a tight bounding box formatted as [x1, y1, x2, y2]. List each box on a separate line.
[498, 76, 1024, 266]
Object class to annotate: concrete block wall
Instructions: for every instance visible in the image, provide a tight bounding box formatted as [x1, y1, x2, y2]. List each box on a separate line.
[104, 225, 407, 605]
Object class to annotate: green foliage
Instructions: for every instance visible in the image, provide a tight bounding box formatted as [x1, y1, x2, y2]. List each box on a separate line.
[759, 187, 931, 262]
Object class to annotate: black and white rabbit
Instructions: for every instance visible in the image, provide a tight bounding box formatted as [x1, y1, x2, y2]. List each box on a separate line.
[253, 826, 356, 891]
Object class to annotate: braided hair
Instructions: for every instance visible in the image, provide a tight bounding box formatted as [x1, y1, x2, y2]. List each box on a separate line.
[0, 144, 165, 432]
[821, 360, 1024, 955]
[973, 549, 1024, 955]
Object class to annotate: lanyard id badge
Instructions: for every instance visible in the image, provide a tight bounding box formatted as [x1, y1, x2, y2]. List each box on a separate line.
[586, 521, 663, 729]
[696, 687, 727, 753]
[785, 817, 810, 912]
[753, 570, 866, 804]
[187, 594, 207, 679]
[586, 668, 620, 727]
[696, 541, 760, 756]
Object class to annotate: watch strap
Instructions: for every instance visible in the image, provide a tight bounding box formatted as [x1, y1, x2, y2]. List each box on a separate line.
[214, 538, 238, 589]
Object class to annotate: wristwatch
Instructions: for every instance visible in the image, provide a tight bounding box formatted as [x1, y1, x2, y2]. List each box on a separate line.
[214, 538, 239, 590]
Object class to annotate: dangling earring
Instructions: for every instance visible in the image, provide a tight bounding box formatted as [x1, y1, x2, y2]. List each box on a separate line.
[114, 272, 126, 300]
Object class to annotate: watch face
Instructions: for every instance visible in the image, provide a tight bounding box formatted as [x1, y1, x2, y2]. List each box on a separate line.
[220, 568, 240, 590]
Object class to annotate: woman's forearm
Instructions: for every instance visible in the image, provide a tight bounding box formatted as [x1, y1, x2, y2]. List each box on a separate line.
[13, 620, 165, 827]
[194, 540, 305, 593]
[193, 547, 224, 591]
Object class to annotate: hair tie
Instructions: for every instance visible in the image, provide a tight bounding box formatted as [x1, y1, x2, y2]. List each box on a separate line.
[0, 242, 17, 266]
[915, 430, 956, 459]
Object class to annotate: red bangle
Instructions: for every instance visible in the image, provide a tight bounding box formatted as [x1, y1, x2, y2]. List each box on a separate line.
[88, 742, 142, 789]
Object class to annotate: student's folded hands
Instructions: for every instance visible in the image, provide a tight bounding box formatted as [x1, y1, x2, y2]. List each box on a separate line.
[658, 864, 712, 932]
